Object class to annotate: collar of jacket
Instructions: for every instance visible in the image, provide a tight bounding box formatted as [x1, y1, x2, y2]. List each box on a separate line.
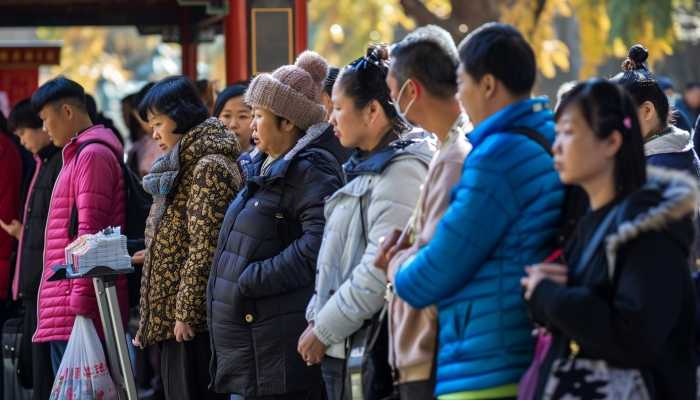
[343, 136, 422, 178]
[178, 117, 240, 169]
[248, 122, 328, 184]
[468, 96, 553, 148]
[604, 166, 700, 276]
[439, 113, 469, 150]
[36, 143, 60, 162]
[644, 125, 694, 156]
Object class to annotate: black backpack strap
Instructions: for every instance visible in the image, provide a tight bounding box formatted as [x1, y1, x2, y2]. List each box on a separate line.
[573, 203, 624, 277]
[68, 140, 114, 238]
[507, 126, 553, 156]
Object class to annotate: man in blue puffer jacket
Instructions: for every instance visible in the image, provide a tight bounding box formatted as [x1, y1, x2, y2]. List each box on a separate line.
[393, 23, 565, 399]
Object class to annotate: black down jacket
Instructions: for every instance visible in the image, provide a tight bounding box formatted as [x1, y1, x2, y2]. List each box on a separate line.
[17, 144, 61, 300]
[207, 123, 344, 396]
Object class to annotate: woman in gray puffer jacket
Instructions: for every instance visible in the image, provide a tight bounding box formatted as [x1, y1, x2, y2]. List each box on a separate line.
[297, 46, 433, 400]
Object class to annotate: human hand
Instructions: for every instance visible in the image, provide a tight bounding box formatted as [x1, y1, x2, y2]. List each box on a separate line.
[0, 219, 22, 240]
[374, 228, 410, 271]
[297, 322, 314, 355]
[131, 250, 146, 265]
[174, 321, 195, 342]
[132, 334, 143, 349]
[521, 263, 567, 300]
[297, 325, 326, 366]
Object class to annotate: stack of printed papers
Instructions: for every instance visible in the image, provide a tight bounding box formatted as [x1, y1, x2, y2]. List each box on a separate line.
[64, 227, 132, 274]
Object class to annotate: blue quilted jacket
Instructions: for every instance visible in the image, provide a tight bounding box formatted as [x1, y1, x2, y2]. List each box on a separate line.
[394, 97, 565, 396]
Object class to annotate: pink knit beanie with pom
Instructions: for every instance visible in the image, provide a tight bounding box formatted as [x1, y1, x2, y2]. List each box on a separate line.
[245, 51, 328, 130]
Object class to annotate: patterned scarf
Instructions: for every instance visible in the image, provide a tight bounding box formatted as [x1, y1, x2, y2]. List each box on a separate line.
[142, 142, 181, 249]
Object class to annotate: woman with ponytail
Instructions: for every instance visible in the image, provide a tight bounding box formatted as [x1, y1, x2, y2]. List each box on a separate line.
[298, 45, 433, 400]
[612, 44, 700, 179]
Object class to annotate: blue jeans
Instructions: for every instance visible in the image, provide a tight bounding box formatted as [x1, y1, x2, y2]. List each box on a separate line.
[321, 356, 351, 400]
[50, 341, 69, 375]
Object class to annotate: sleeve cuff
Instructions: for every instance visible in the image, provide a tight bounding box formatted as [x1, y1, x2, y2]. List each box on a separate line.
[528, 278, 560, 325]
[313, 323, 337, 347]
[314, 296, 361, 346]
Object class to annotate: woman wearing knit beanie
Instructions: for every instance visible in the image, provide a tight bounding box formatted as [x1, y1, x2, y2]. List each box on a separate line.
[298, 45, 434, 400]
[207, 51, 345, 399]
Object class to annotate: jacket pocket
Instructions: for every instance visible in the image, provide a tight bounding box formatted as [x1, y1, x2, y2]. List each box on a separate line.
[440, 301, 473, 341]
[453, 301, 472, 340]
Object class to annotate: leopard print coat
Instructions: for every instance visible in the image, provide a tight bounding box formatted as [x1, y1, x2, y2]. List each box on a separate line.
[137, 117, 243, 346]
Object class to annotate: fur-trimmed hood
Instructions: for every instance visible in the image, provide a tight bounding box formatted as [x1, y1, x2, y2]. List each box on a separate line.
[605, 166, 699, 277]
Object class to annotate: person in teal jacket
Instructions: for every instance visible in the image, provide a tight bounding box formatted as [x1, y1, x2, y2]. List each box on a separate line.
[393, 23, 565, 399]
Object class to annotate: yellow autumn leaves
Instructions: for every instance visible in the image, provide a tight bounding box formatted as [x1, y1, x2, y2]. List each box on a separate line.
[311, 0, 682, 79]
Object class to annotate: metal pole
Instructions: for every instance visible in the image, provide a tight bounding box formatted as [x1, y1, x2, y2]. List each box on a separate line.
[93, 277, 137, 400]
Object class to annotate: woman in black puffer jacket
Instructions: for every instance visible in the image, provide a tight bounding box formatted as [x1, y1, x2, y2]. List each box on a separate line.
[523, 79, 697, 400]
[207, 51, 344, 399]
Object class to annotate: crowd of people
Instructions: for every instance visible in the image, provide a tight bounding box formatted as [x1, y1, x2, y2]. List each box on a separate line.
[1, 21, 700, 400]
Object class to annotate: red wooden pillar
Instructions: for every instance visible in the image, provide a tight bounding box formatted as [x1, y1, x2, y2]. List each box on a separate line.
[180, 9, 197, 80]
[294, 0, 308, 54]
[225, 0, 249, 85]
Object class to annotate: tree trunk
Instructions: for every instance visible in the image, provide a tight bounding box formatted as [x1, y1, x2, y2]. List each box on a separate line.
[398, 0, 553, 41]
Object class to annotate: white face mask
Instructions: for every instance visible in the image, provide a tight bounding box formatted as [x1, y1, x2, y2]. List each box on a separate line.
[393, 79, 416, 121]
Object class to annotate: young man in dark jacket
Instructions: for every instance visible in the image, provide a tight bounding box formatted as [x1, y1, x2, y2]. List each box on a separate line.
[1, 98, 62, 400]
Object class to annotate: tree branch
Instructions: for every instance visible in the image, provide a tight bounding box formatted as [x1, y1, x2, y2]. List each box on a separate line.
[399, 0, 445, 26]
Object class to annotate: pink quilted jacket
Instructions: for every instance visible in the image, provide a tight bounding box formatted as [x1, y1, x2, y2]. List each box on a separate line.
[33, 125, 128, 343]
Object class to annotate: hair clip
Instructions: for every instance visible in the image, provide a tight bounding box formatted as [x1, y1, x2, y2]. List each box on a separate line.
[623, 116, 632, 129]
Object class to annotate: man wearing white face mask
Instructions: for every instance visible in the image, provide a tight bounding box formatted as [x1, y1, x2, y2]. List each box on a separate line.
[389, 53, 436, 142]
[377, 25, 471, 399]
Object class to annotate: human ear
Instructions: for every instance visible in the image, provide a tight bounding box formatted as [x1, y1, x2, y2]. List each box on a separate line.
[62, 103, 73, 120]
[280, 118, 295, 133]
[605, 130, 623, 158]
[481, 74, 496, 99]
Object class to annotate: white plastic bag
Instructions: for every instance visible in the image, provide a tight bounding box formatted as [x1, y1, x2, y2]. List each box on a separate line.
[49, 316, 118, 400]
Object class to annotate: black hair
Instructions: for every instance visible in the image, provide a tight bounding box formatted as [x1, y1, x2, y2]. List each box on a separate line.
[31, 76, 87, 113]
[686, 82, 700, 91]
[122, 82, 155, 143]
[196, 79, 210, 96]
[138, 76, 209, 134]
[324, 67, 340, 96]
[337, 45, 409, 135]
[196, 79, 215, 113]
[8, 98, 43, 132]
[122, 93, 140, 143]
[556, 79, 646, 197]
[610, 44, 670, 130]
[213, 81, 250, 118]
[390, 25, 459, 99]
[0, 111, 8, 136]
[84, 93, 124, 145]
[132, 82, 156, 109]
[85, 93, 99, 123]
[457, 22, 535, 96]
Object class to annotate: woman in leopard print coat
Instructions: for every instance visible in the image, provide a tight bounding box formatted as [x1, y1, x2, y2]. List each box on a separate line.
[133, 77, 243, 400]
